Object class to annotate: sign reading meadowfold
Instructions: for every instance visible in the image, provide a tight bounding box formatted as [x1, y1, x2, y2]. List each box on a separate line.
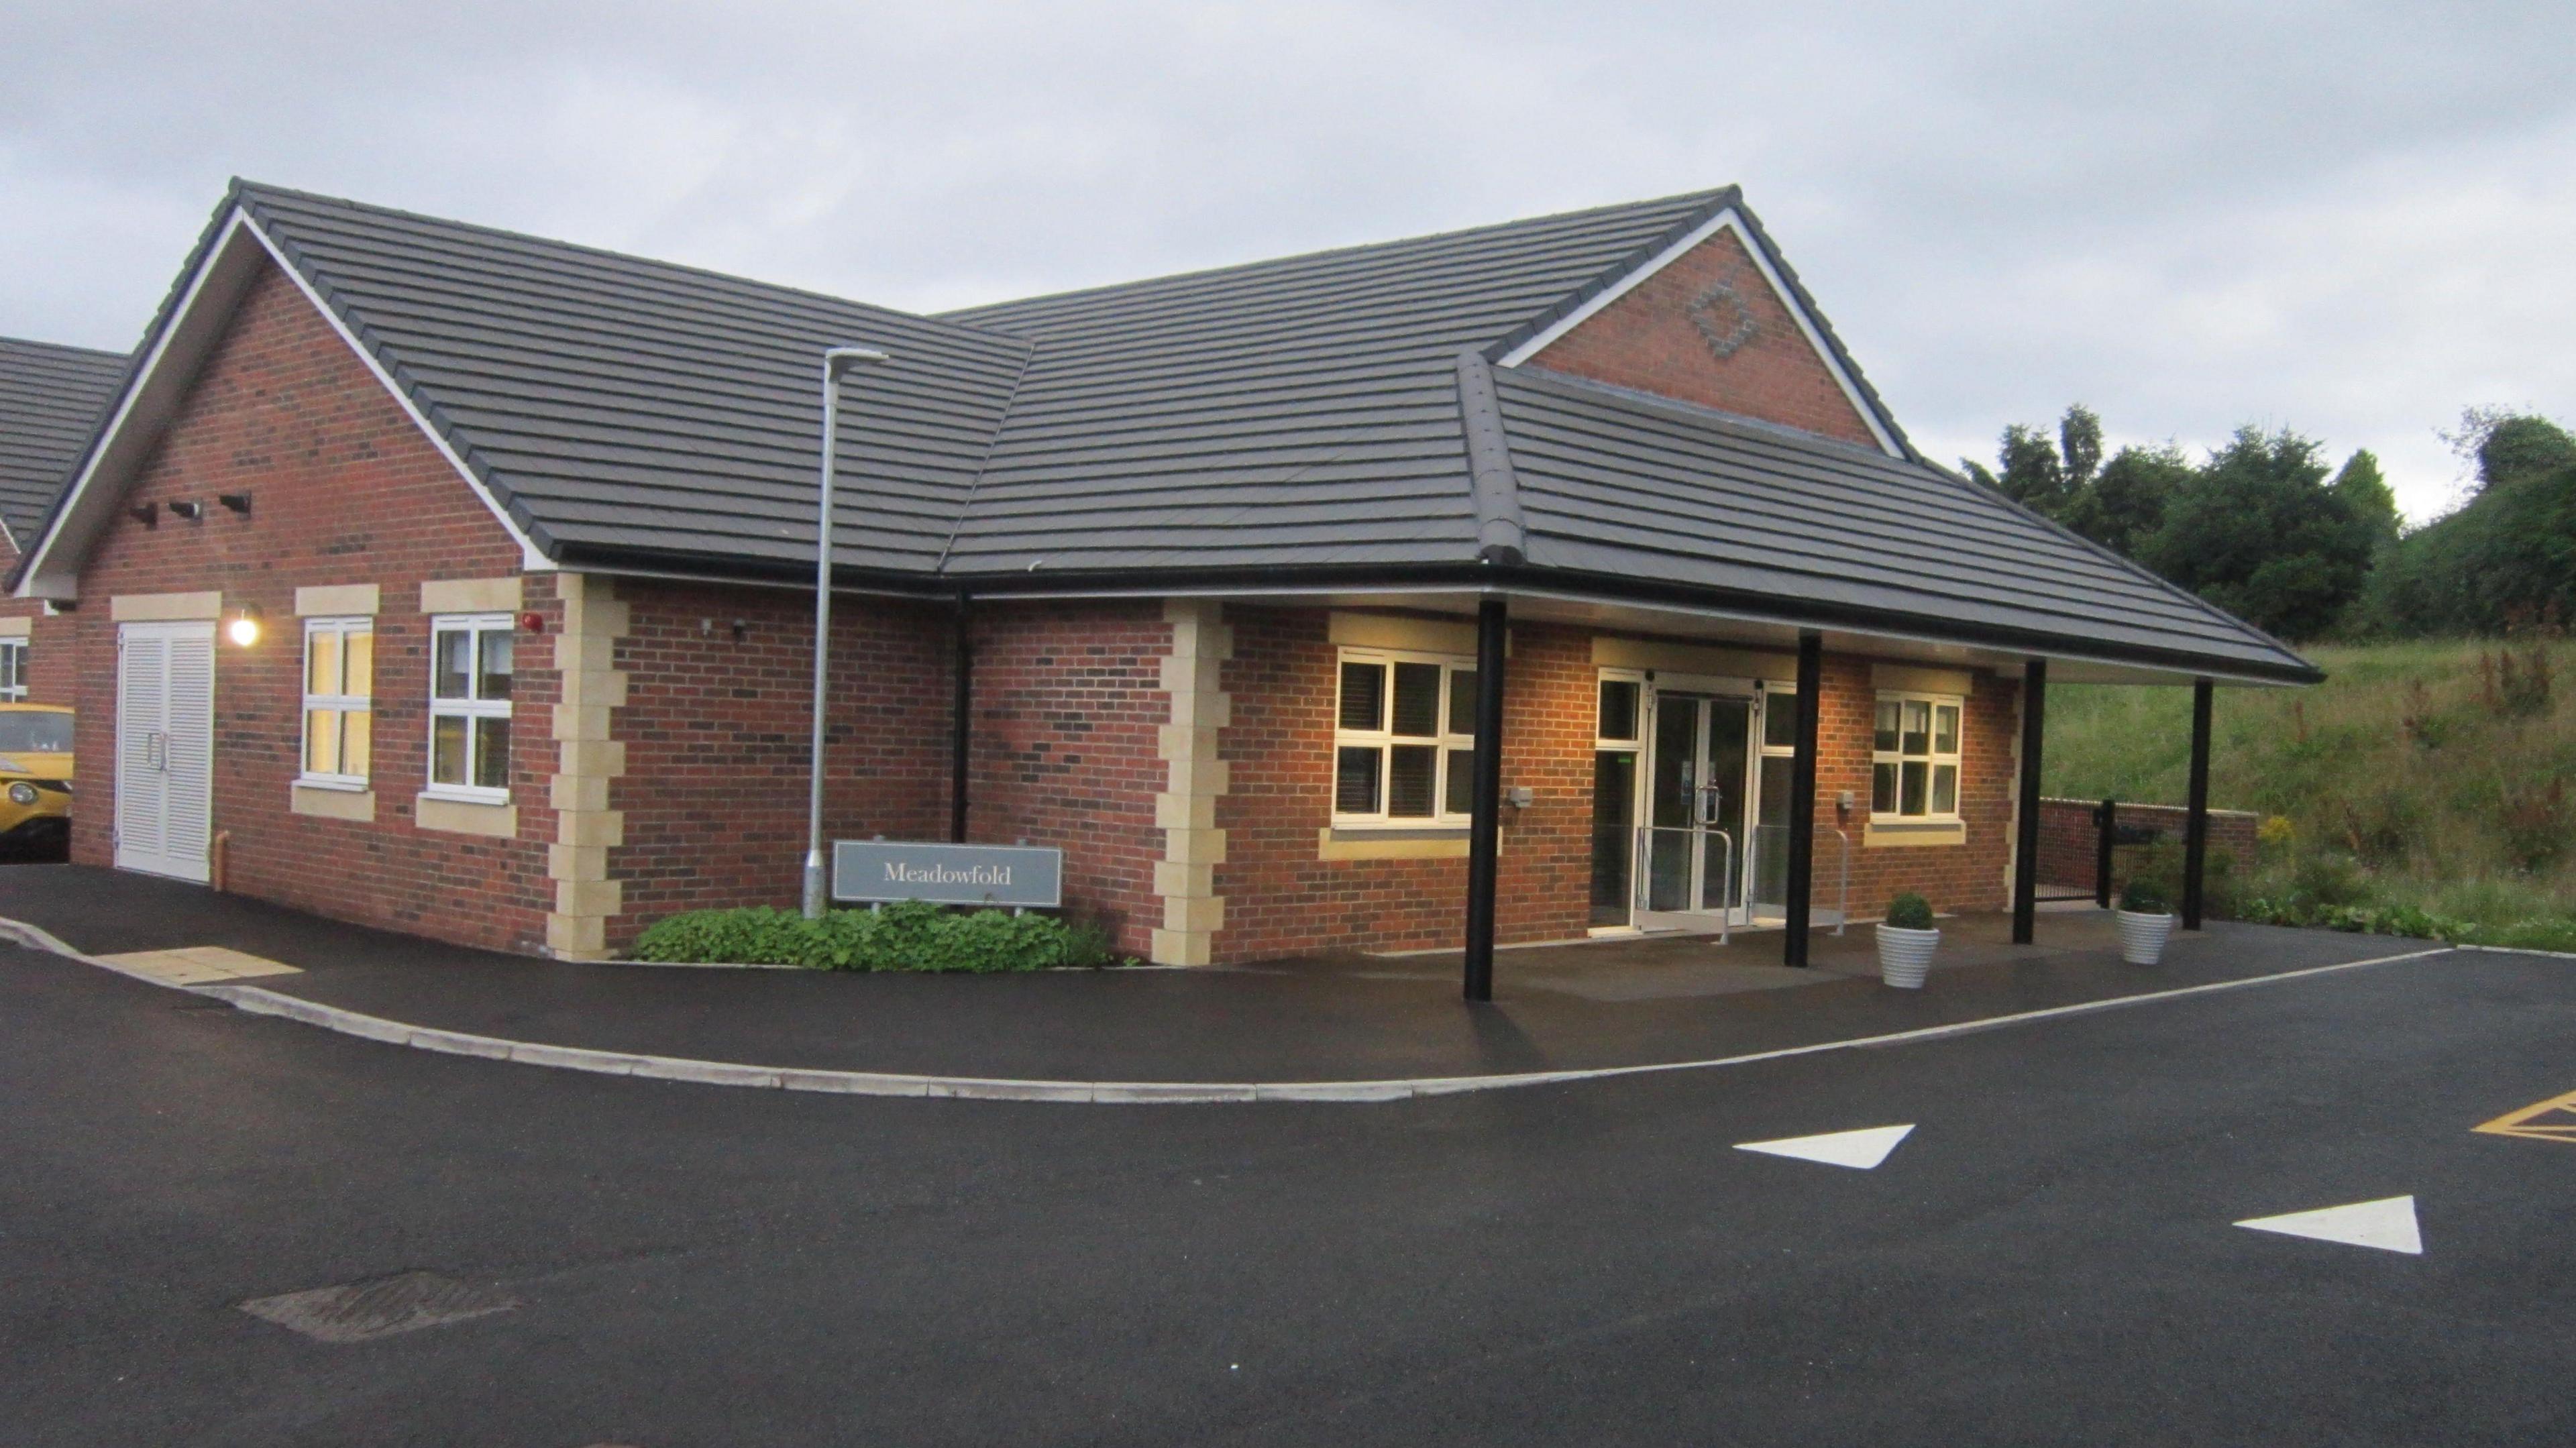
[831, 840, 1064, 909]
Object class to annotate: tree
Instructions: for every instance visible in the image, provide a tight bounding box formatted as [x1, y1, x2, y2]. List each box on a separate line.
[2357, 412, 2576, 636]
[2137, 427, 2376, 641]
[1963, 404, 2101, 521]
[2061, 443, 2190, 557]
[2330, 449, 2401, 547]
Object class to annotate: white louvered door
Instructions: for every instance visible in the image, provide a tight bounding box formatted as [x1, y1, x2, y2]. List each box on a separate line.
[115, 621, 215, 883]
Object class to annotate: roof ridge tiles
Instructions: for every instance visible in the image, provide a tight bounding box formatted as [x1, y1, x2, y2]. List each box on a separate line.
[936, 188, 1735, 327]
[1453, 351, 1525, 565]
[231, 179, 1025, 348]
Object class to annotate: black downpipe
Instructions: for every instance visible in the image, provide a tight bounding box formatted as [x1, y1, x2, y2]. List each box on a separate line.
[2012, 658, 2048, 944]
[2094, 798, 2117, 909]
[949, 594, 973, 844]
[2183, 679, 2213, 929]
[1782, 631, 1823, 966]
[1462, 598, 1508, 1003]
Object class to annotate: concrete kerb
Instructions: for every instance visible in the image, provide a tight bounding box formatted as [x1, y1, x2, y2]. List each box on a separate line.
[0, 909, 2498, 1105]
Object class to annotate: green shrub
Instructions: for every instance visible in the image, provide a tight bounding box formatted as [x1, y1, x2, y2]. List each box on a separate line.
[632, 901, 1127, 971]
[2118, 877, 2168, 914]
[1884, 892, 1935, 930]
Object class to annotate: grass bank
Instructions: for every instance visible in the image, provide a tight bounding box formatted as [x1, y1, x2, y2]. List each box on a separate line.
[2044, 638, 2573, 946]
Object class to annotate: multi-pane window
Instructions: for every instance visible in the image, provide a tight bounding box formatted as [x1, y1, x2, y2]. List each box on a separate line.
[1332, 650, 1478, 824]
[0, 641, 26, 703]
[1872, 693, 1962, 819]
[301, 618, 374, 786]
[428, 614, 513, 799]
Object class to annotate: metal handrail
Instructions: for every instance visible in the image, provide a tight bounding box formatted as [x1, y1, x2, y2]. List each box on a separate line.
[1829, 827, 1851, 936]
[1631, 824, 1735, 944]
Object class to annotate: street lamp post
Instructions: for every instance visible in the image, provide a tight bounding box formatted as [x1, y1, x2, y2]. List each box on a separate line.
[803, 346, 892, 920]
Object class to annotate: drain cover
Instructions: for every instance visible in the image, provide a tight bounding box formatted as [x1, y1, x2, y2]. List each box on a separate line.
[239, 1271, 517, 1343]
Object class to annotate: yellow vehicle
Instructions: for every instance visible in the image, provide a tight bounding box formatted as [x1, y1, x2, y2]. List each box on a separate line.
[0, 704, 73, 858]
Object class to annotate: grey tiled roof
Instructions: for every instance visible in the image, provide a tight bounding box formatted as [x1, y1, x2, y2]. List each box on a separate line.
[237, 184, 1031, 575]
[0, 337, 125, 545]
[31, 180, 2317, 681]
[1493, 368, 2314, 677]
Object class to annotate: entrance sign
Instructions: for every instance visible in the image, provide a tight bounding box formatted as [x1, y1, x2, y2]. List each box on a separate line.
[832, 840, 1063, 909]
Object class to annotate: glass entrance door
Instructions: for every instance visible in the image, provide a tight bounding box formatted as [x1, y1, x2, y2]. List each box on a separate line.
[1633, 691, 1753, 932]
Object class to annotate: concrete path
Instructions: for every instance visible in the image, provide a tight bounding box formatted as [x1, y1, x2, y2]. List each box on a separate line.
[0, 865, 2438, 1101]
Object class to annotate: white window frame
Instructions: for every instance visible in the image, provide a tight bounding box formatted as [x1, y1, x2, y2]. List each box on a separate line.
[1330, 647, 1480, 829]
[298, 616, 374, 790]
[1871, 691, 1964, 822]
[0, 640, 26, 703]
[425, 612, 515, 804]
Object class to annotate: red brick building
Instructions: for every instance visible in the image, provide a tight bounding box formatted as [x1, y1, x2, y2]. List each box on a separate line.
[13, 182, 2314, 973]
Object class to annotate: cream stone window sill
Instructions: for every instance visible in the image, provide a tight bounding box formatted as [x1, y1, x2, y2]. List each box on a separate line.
[290, 783, 376, 822]
[1316, 826, 1503, 861]
[1864, 818, 1967, 848]
[415, 791, 518, 838]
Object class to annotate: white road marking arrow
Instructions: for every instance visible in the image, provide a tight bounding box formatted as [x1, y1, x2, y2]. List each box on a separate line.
[2234, 1194, 2423, 1255]
[1733, 1123, 1915, 1170]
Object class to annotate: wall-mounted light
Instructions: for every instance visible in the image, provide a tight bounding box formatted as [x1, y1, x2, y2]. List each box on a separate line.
[168, 500, 203, 522]
[517, 610, 546, 634]
[128, 502, 158, 529]
[225, 605, 263, 648]
[217, 493, 253, 516]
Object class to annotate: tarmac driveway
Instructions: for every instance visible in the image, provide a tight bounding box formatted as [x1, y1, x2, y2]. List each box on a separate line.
[0, 917, 2568, 1445]
[0, 864, 2426, 1084]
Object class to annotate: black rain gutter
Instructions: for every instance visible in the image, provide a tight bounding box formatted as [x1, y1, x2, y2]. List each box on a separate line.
[545, 541, 2323, 686]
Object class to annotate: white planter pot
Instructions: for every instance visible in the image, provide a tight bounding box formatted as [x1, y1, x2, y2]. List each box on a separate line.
[2116, 909, 2174, 965]
[1876, 924, 1941, 989]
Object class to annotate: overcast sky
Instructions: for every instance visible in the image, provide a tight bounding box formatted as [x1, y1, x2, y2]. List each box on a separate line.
[4, 1, 2569, 522]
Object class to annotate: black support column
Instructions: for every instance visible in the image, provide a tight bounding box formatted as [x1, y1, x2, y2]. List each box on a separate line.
[1782, 630, 1823, 967]
[2012, 657, 2048, 944]
[2182, 677, 2213, 929]
[1462, 598, 1509, 1003]
[949, 594, 973, 843]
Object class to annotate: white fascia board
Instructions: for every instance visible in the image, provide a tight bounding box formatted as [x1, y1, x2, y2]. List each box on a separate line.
[1495, 207, 1904, 459]
[239, 215, 549, 571]
[13, 207, 549, 601]
[16, 212, 266, 600]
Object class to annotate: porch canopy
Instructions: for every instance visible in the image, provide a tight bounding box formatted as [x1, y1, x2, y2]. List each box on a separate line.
[14, 182, 2314, 995]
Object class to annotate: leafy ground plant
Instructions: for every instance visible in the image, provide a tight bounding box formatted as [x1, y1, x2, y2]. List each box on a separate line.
[633, 900, 1127, 971]
[2045, 638, 2573, 948]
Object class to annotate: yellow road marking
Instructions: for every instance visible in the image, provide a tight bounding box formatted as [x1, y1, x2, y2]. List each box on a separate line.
[95, 946, 303, 987]
[2474, 1089, 2576, 1144]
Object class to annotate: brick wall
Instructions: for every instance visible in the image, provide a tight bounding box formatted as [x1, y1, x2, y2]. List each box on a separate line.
[1208, 608, 2018, 962]
[1524, 225, 1882, 449]
[604, 580, 954, 944]
[65, 260, 555, 952]
[1817, 656, 2021, 922]
[965, 600, 1171, 957]
[2035, 797, 2260, 892]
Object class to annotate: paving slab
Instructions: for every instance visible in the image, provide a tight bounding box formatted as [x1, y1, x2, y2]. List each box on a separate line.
[0, 864, 2428, 1085]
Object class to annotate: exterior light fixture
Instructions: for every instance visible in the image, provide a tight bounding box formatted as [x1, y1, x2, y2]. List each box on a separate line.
[168, 500, 204, 522]
[803, 344, 893, 920]
[217, 492, 253, 516]
[128, 502, 158, 529]
[516, 610, 545, 634]
[225, 606, 263, 647]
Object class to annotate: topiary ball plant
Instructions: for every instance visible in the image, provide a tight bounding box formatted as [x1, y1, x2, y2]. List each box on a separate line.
[2119, 878, 2170, 915]
[1884, 891, 1935, 930]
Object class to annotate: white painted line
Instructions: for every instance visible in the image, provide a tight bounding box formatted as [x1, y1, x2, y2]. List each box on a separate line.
[0, 910, 2464, 1107]
[1735, 1123, 1914, 1170]
[2235, 1195, 2422, 1256]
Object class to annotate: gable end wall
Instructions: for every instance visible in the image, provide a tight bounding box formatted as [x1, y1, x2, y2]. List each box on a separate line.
[1523, 225, 1882, 449]
[66, 259, 553, 951]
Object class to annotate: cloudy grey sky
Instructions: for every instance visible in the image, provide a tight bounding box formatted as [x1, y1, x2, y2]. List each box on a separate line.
[4, 1, 2568, 522]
